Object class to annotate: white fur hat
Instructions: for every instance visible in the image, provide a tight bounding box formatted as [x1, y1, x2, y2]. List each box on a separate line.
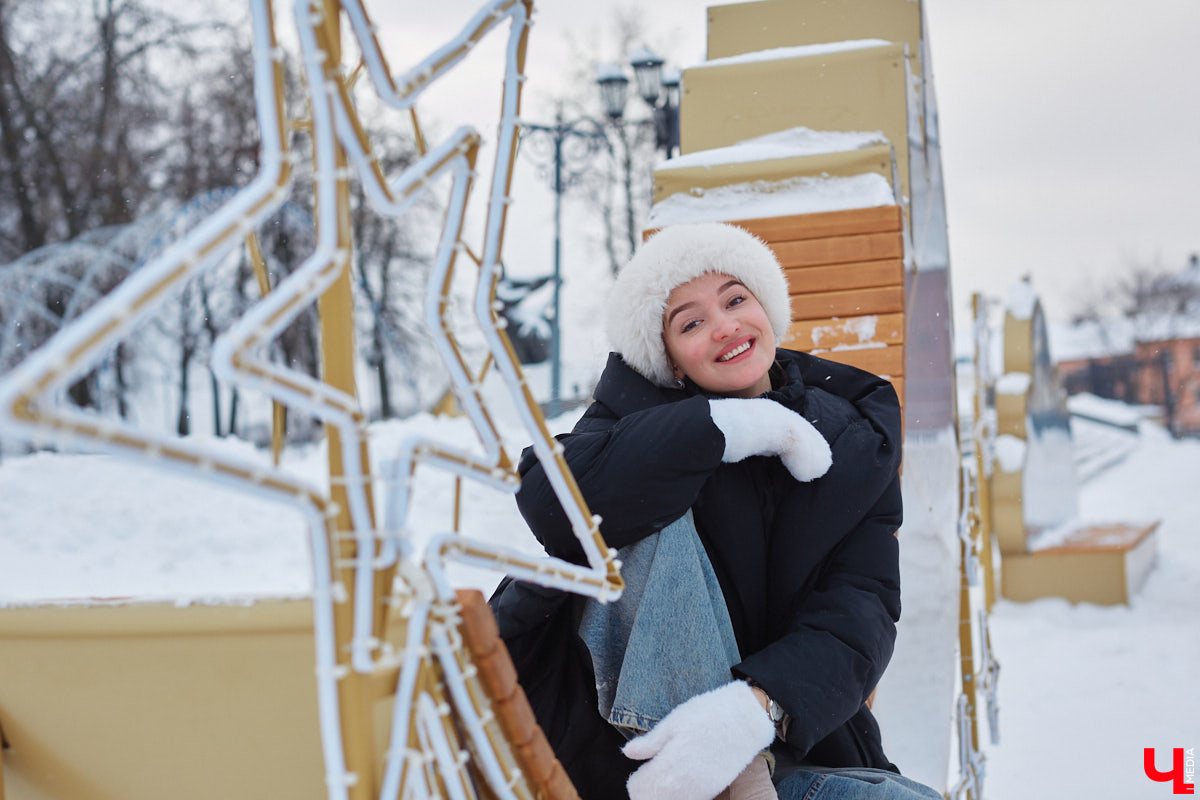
[605, 222, 791, 387]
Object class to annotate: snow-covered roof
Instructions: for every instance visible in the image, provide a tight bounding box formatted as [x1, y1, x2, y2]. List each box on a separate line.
[657, 127, 888, 171]
[647, 173, 895, 228]
[1129, 312, 1200, 343]
[1050, 311, 1200, 363]
[690, 39, 894, 71]
[1049, 318, 1136, 362]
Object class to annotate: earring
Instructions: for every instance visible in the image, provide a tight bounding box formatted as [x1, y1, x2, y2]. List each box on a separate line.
[674, 376, 685, 389]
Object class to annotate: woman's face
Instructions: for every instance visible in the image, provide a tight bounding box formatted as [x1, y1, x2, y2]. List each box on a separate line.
[662, 272, 776, 398]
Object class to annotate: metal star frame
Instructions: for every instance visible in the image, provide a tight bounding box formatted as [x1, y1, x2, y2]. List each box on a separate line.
[0, 1, 622, 798]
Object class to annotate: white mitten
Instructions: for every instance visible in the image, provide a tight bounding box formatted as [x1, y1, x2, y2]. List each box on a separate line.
[709, 397, 832, 482]
[622, 681, 775, 800]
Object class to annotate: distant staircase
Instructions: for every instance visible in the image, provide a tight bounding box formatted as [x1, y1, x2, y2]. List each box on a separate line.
[1071, 415, 1139, 483]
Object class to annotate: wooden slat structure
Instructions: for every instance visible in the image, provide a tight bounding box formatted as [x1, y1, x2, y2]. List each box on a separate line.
[456, 590, 580, 800]
[650, 205, 907, 407]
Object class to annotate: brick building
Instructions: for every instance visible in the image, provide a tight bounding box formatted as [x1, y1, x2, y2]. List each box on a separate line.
[1054, 257, 1200, 437]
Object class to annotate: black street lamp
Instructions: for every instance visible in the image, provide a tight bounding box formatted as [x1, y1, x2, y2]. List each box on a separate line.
[519, 105, 610, 417]
[595, 47, 681, 256]
[599, 46, 681, 158]
[518, 48, 680, 417]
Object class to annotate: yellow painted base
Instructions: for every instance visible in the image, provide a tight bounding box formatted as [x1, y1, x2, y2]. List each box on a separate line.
[1000, 522, 1159, 606]
[0, 599, 328, 799]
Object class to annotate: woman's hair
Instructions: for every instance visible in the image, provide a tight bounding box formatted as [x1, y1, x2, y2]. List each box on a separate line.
[605, 222, 791, 387]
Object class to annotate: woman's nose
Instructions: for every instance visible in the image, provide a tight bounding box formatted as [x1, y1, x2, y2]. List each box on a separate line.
[712, 311, 739, 340]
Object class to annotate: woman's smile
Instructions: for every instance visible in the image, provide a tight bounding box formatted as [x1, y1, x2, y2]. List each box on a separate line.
[662, 273, 776, 398]
[716, 337, 755, 363]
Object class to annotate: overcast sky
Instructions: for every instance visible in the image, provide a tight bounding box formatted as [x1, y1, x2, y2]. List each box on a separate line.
[363, 0, 1200, 322]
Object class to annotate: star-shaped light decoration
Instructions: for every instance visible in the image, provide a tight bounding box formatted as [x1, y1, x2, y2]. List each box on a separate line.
[0, 1, 622, 798]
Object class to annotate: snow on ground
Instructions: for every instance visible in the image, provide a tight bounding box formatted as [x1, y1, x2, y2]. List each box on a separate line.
[983, 420, 1200, 800]
[0, 402, 587, 606]
[0, 406, 1196, 799]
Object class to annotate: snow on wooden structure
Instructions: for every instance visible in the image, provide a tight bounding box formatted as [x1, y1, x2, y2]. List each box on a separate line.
[991, 280, 1160, 606]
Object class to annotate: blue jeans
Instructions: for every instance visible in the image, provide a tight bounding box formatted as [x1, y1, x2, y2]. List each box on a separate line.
[579, 509, 740, 734]
[775, 767, 943, 800]
[579, 510, 941, 800]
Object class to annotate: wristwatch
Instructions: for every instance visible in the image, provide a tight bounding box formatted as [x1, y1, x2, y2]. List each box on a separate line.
[766, 695, 790, 739]
[766, 696, 786, 726]
[748, 681, 790, 740]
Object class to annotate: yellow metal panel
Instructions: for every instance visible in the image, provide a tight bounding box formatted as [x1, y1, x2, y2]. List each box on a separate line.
[0, 600, 325, 800]
[706, 0, 923, 69]
[1002, 313, 1035, 374]
[704, 0, 925, 142]
[994, 392, 1027, 439]
[1002, 550, 1127, 605]
[679, 43, 911, 202]
[989, 471, 1026, 556]
[653, 144, 894, 204]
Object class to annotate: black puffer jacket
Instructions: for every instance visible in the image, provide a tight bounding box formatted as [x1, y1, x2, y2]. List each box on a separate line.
[490, 348, 903, 799]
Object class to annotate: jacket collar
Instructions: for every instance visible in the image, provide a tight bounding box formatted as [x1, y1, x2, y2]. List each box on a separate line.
[592, 353, 682, 417]
[762, 349, 808, 408]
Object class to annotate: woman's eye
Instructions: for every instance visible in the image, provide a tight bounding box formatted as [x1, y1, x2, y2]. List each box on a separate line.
[681, 319, 700, 333]
[728, 295, 745, 308]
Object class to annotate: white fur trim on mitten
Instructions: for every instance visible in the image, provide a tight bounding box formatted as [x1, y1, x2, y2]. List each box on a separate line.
[709, 397, 832, 482]
[622, 681, 776, 800]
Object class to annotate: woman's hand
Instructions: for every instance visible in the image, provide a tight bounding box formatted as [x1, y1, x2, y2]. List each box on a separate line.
[709, 397, 832, 482]
[622, 681, 776, 800]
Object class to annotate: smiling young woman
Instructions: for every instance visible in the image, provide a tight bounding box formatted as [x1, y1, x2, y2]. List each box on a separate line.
[662, 273, 776, 399]
[491, 223, 939, 800]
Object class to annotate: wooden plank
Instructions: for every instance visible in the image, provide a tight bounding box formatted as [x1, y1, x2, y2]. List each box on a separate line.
[784, 258, 902, 294]
[772, 232, 903, 268]
[642, 205, 901, 244]
[726, 206, 901, 243]
[456, 589, 581, 800]
[790, 286, 904, 320]
[786, 312, 905, 351]
[809, 344, 904, 378]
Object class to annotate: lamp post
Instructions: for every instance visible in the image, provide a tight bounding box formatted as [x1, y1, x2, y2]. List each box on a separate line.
[518, 47, 680, 417]
[595, 47, 681, 256]
[519, 105, 609, 417]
